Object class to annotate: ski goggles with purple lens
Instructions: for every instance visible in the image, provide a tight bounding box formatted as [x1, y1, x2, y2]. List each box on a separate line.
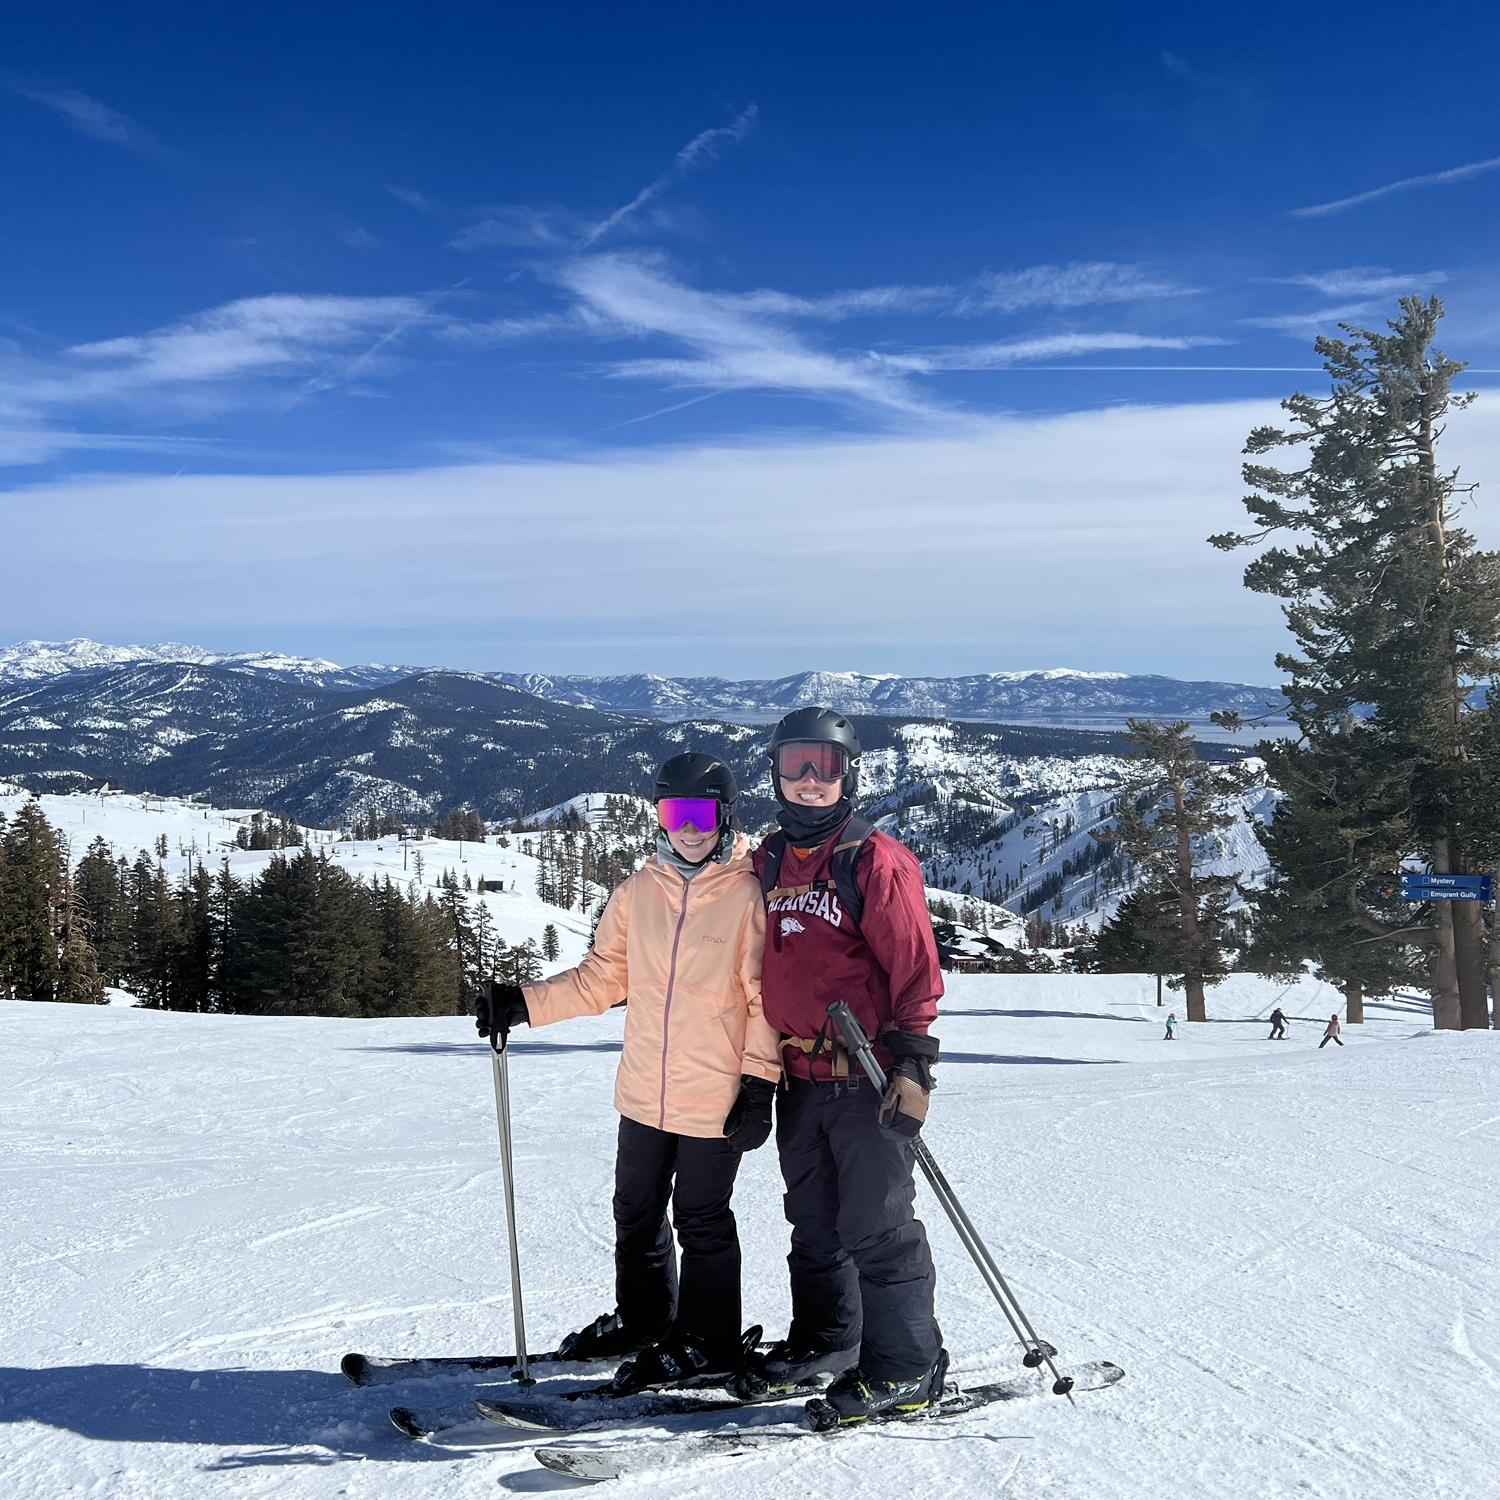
[774, 741, 849, 783]
[656, 796, 723, 833]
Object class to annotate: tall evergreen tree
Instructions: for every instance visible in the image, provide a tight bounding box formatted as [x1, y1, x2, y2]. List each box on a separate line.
[74, 836, 129, 985]
[1211, 297, 1500, 1028]
[0, 802, 103, 1003]
[1093, 884, 1179, 1001]
[55, 868, 105, 1005]
[1242, 730, 1420, 1020]
[1093, 720, 1251, 1021]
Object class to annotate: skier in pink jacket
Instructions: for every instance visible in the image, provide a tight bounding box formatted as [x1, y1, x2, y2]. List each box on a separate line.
[1319, 1013, 1344, 1048]
[475, 753, 780, 1392]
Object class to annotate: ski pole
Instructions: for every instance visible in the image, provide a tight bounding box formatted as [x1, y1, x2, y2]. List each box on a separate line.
[826, 1001, 1076, 1401]
[488, 1017, 534, 1386]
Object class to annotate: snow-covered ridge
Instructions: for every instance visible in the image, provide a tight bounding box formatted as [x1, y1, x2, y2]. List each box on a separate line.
[0, 639, 1280, 722]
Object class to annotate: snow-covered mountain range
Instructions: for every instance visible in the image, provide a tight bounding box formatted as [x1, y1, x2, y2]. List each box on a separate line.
[0, 639, 407, 692]
[0, 641, 1273, 931]
[0, 639, 1285, 722]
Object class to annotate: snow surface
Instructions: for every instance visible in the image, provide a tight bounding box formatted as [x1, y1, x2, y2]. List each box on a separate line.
[3, 976, 1496, 1498]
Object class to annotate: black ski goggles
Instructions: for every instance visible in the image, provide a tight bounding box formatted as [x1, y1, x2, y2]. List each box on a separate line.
[774, 741, 849, 783]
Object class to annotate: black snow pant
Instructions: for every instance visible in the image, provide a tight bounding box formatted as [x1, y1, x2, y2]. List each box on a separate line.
[1319, 1034, 1343, 1048]
[612, 1116, 743, 1361]
[1268, 1021, 1286, 1039]
[775, 1074, 940, 1382]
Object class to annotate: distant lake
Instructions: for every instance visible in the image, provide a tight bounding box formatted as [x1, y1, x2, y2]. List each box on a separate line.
[988, 716, 1299, 744]
[659, 708, 1298, 744]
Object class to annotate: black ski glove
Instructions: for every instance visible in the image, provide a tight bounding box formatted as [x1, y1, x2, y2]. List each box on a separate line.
[722, 1075, 777, 1152]
[475, 980, 529, 1044]
[878, 1031, 939, 1137]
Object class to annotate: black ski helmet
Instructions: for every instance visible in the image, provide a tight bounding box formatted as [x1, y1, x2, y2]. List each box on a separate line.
[768, 706, 862, 799]
[652, 752, 738, 828]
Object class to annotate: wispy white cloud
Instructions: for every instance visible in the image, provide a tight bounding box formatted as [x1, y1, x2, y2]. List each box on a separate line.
[732, 284, 956, 320]
[385, 184, 438, 214]
[575, 105, 758, 250]
[337, 224, 380, 252]
[285, 287, 463, 408]
[957, 262, 1197, 314]
[873, 332, 1229, 373]
[0, 294, 439, 461]
[438, 307, 617, 346]
[1271, 267, 1448, 299]
[555, 253, 937, 417]
[1239, 303, 1382, 336]
[68, 295, 431, 386]
[451, 205, 583, 251]
[0, 428, 227, 467]
[9, 84, 166, 155]
[1292, 155, 1500, 217]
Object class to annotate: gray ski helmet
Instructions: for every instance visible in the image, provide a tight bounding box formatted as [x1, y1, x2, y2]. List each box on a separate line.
[652, 752, 738, 826]
[768, 706, 862, 798]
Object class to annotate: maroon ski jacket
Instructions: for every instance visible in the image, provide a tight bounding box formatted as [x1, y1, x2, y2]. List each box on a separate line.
[752, 822, 943, 1081]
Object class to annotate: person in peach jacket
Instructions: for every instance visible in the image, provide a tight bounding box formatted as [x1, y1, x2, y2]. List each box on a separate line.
[475, 753, 780, 1393]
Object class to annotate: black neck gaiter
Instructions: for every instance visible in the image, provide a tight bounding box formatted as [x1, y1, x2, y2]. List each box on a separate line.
[775, 798, 851, 849]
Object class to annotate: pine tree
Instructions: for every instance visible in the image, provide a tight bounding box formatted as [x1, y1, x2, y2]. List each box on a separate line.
[0, 803, 102, 1003]
[1242, 731, 1419, 1021]
[515, 938, 544, 984]
[75, 836, 128, 984]
[437, 873, 478, 1013]
[1093, 721, 1251, 1021]
[1093, 884, 1179, 1001]
[1211, 297, 1500, 1029]
[55, 868, 105, 1004]
[542, 922, 561, 962]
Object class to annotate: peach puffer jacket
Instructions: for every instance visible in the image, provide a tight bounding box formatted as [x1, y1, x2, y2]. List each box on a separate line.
[522, 836, 782, 1139]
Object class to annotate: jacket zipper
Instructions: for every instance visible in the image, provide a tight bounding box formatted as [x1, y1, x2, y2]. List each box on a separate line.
[658, 873, 692, 1130]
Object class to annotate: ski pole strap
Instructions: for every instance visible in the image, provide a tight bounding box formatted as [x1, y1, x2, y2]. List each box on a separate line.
[779, 1033, 850, 1078]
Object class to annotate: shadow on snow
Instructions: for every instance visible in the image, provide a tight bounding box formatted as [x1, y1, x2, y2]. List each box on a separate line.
[0, 1363, 526, 1467]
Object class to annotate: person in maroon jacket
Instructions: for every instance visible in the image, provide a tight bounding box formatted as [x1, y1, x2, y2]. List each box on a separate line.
[734, 706, 946, 1423]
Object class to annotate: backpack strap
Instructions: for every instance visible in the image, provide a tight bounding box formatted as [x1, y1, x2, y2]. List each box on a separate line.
[758, 830, 789, 902]
[830, 816, 875, 931]
[761, 817, 876, 932]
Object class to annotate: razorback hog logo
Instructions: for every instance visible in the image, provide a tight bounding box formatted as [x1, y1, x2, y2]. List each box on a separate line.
[768, 886, 844, 929]
[779, 916, 806, 937]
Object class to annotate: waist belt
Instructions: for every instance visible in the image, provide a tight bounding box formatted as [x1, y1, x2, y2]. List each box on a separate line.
[780, 1033, 851, 1078]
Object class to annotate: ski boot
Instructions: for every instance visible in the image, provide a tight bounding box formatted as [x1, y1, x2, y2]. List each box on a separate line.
[556, 1311, 656, 1364]
[811, 1348, 950, 1427]
[607, 1326, 759, 1396]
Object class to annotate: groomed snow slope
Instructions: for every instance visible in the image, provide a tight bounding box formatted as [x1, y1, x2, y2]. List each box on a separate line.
[2, 976, 1496, 1499]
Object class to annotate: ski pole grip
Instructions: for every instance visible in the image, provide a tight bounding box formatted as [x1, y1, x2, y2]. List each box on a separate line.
[826, 1001, 888, 1091]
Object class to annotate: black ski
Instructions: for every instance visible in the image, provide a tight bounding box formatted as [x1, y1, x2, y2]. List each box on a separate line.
[344, 1349, 581, 1387]
[476, 1379, 816, 1433]
[532, 1360, 1124, 1479]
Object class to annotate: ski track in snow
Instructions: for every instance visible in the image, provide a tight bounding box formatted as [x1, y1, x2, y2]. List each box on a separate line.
[2, 975, 1497, 1499]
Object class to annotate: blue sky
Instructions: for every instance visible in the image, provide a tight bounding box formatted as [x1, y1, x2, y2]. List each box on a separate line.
[5, 1, 1500, 683]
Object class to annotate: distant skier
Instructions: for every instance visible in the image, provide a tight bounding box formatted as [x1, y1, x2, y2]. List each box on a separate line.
[736, 707, 947, 1425]
[1268, 1007, 1288, 1040]
[1164, 1011, 1177, 1040]
[474, 753, 781, 1391]
[1319, 1013, 1344, 1048]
